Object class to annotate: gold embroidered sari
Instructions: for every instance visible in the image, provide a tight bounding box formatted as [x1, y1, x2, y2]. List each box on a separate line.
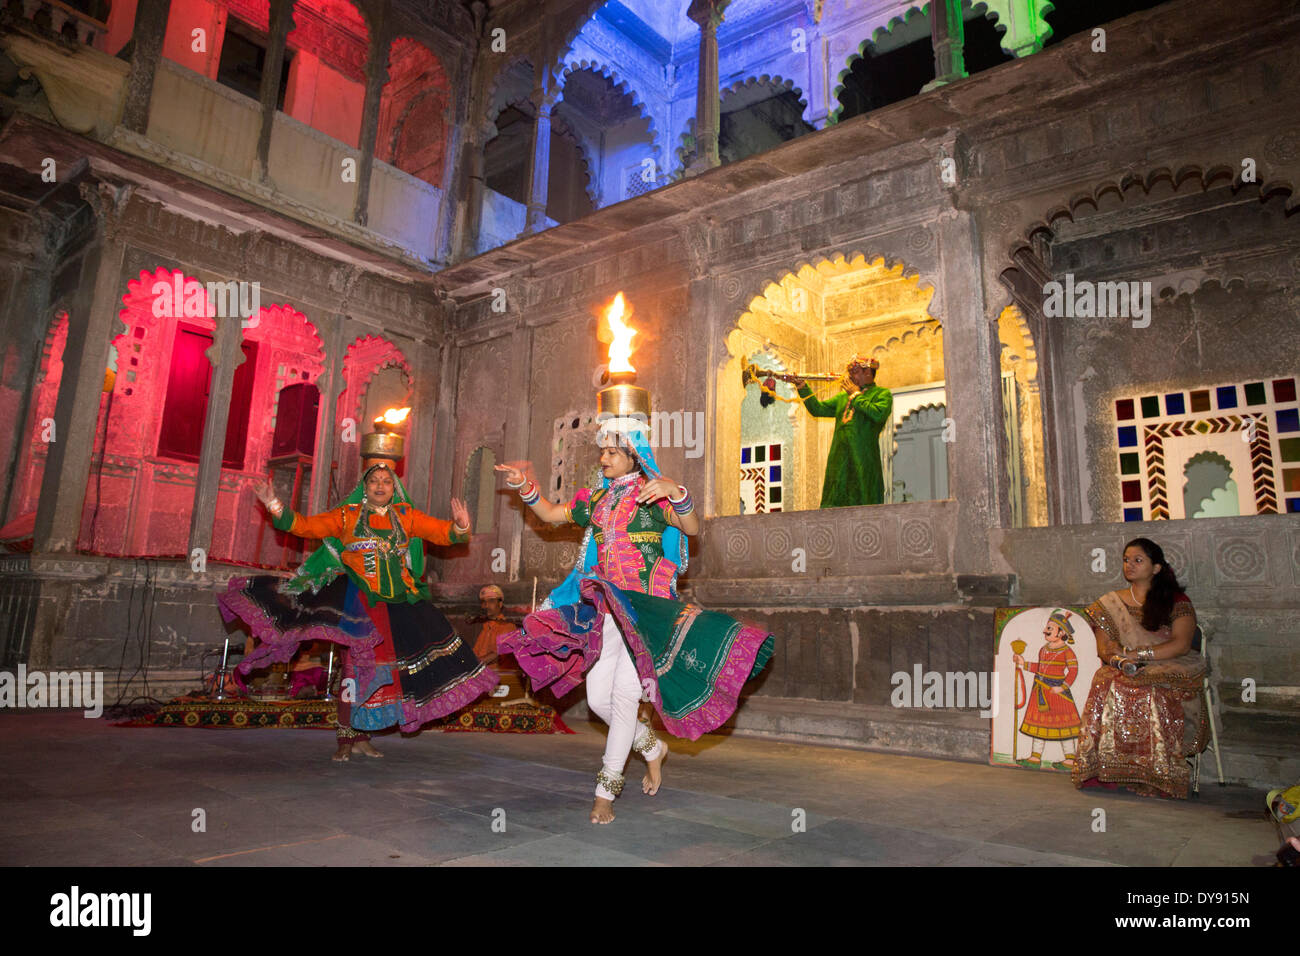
[1071, 591, 1208, 798]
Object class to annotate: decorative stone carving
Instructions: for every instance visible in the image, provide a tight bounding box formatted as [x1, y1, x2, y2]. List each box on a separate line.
[852, 521, 883, 558]
[764, 525, 794, 561]
[725, 528, 752, 562]
[900, 518, 934, 557]
[1210, 535, 1268, 586]
[807, 522, 835, 559]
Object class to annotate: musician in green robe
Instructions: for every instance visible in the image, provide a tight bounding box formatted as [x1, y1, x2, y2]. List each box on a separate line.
[793, 355, 893, 508]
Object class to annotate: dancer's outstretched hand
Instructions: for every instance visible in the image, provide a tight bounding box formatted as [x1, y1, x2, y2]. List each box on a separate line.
[636, 478, 680, 504]
[450, 497, 470, 532]
[251, 479, 277, 510]
[495, 461, 534, 487]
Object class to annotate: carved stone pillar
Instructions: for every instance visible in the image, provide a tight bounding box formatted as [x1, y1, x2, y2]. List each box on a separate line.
[256, 0, 296, 182]
[403, 339, 441, 512]
[429, 339, 458, 513]
[120, 0, 169, 133]
[353, 27, 391, 227]
[185, 310, 248, 559]
[995, 0, 1051, 58]
[33, 182, 133, 553]
[308, 313, 347, 514]
[500, 318, 533, 580]
[686, 0, 728, 175]
[523, 98, 553, 235]
[922, 0, 967, 91]
[457, 121, 494, 260]
[934, 210, 1007, 573]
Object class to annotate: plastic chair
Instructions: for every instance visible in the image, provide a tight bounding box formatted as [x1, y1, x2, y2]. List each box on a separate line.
[1191, 625, 1225, 793]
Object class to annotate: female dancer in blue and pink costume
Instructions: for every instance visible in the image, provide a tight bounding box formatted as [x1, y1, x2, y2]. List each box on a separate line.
[496, 418, 773, 824]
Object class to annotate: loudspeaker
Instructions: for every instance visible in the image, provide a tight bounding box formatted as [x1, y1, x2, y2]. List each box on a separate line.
[271, 383, 320, 457]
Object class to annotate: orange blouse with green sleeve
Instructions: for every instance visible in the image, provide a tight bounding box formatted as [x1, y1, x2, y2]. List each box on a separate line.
[272, 502, 468, 602]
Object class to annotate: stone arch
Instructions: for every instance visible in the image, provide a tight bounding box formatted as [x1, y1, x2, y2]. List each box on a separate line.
[995, 171, 1300, 524]
[334, 335, 413, 496]
[828, 3, 930, 124]
[548, 108, 601, 209]
[380, 37, 452, 187]
[1182, 449, 1239, 519]
[891, 402, 950, 502]
[715, 75, 816, 165]
[721, 73, 810, 120]
[483, 57, 535, 128]
[555, 59, 664, 167]
[716, 250, 942, 516]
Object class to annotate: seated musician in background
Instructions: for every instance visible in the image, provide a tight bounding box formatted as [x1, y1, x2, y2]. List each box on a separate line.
[471, 585, 516, 666]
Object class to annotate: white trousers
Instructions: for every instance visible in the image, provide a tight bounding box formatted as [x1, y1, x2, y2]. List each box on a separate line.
[587, 613, 661, 798]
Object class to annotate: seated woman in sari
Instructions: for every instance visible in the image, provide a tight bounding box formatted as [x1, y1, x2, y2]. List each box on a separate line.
[495, 418, 774, 824]
[220, 462, 498, 761]
[1072, 537, 1208, 798]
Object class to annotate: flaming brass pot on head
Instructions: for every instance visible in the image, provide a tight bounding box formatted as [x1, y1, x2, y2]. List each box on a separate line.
[597, 375, 651, 422]
[360, 430, 404, 463]
[361, 406, 411, 465]
[596, 293, 650, 421]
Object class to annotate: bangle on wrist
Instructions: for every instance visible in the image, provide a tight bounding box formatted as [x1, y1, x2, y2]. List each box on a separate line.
[505, 475, 525, 489]
[667, 484, 688, 504]
[519, 481, 540, 506]
[452, 522, 469, 536]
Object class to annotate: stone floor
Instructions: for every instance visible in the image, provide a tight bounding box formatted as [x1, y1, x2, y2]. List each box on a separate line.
[0, 712, 1282, 867]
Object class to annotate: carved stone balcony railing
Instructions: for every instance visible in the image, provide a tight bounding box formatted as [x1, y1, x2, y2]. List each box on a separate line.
[12, 0, 107, 47]
[0, 31, 447, 266]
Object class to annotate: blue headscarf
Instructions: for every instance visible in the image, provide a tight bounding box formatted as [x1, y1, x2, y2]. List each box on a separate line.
[542, 419, 687, 609]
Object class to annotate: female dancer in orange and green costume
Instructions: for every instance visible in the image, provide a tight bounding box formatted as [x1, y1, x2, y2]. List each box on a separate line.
[220, 463, 497, 760]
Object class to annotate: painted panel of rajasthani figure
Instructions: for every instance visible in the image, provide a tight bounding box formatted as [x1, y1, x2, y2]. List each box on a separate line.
[991, 606, 1100, 772]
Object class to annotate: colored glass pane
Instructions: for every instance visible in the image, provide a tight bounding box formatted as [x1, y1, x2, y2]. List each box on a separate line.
[770, 465, 782, 482]
[1120, 452, 1140, 475]
[755, 445, 766, 462]
[1280, 437, 1300, 462]
[1165, 393, 1185, 415]
[1189, 390, 1211, 412]
[769, 444, 781, 460]
[1277, 408, 1300, 433]
[1118, 426, 1137, 448]
[1244, 382, 1266, 405]
[1122, 480, 1142, 502]
[741, 447, 750, 463]
[1274, 378, 1297, 404]
[1123, 507, 1144, 522]
[1115, 398, 1135, 420]
[1216, 386, 1237, 409]
[1140, 395, 1160, 418]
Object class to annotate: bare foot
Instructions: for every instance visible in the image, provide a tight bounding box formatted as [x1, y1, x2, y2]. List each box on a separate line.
[351, 739, 384, 758]
[590, 797, 615, 825]
[332, 742, 352, 762]
[642, 742, 667, 795]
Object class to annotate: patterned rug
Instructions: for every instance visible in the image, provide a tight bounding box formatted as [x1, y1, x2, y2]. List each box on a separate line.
[116, 695, 573, 734]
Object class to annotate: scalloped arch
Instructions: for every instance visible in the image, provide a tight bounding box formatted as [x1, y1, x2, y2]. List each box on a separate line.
[483, 56, 536, 128]
[1000, 167, 1300, 298]
[827, 3, 928, 125]
[555, 59, 663, 163]
[720, 73, 813, 129]
[736, 250, 938, 324]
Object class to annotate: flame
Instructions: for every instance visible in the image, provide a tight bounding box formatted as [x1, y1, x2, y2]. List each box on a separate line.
[375, 407, 411, 426]
[604, 293, 636, 374]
